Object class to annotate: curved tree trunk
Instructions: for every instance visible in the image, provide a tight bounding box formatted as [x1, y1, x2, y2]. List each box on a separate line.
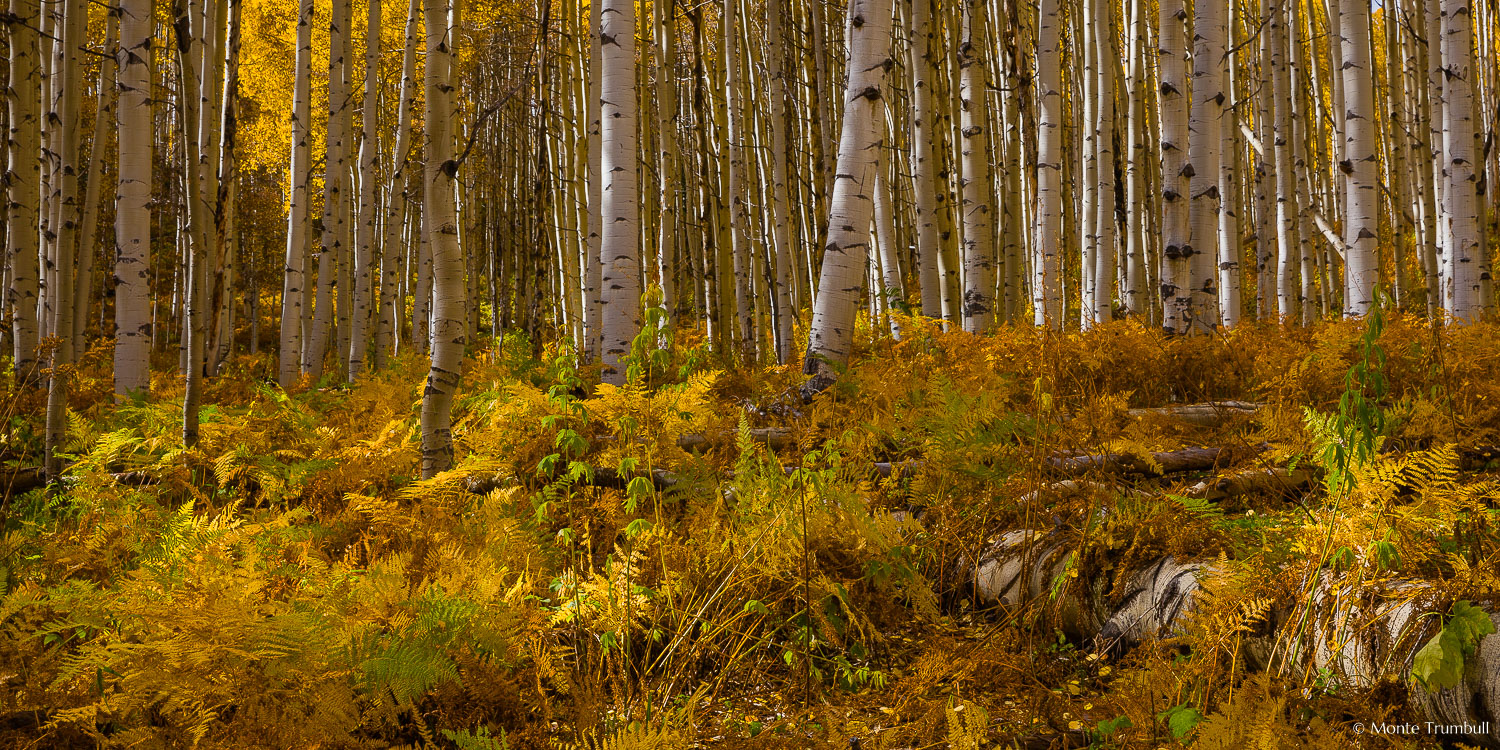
[800, 0, 895, 395]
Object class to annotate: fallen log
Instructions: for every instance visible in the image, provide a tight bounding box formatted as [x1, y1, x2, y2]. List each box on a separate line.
[1181, 466, 1319, 501]
[675, 428, 793, 452]
[1, 466, 47, 496]
[1046, 444, 1264, 477]
[963, 527, 1500, 746]
[1126, 400, 1262, 426]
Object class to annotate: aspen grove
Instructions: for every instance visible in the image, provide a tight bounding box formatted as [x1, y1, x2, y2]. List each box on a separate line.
[6, 0, 1500, 746]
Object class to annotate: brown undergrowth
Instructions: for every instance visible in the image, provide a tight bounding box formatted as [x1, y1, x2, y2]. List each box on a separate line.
[2, 314, 1497, 748]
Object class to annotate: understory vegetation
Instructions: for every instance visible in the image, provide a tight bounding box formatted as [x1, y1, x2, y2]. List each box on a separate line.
[3, 313, 1499, 748]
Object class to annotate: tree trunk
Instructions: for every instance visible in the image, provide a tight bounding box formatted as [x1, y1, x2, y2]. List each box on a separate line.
[279, 0, 315, 389]
[598, 0, 640, 384]
[800, 0, 894, 395]
[1441, 0, 1483, 320]
[419, 0, 466, 477]
[375, 0, 420, 369]
[1033, 0, 1064, 327]
[113, 0, 154, 397]
[1340, 0, 1380, 316]
[958, 0, 994, 333]
[348, 0, 381, 380]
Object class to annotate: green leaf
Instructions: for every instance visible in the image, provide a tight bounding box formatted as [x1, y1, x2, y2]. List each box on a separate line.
[1412, 601, 1497, 691]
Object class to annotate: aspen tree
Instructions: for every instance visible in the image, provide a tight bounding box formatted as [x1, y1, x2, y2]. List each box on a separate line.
[958, 0, 994, 333]
[1340, 0, 1379, 316]
[114, 0, 154, 396]
[802, 0, 894, 394]
[1217, 1, 1242, 328]
[1088, 0, 1117, 329]
[44, 0, 85, 480]
[6, 0, 42, 385]
[908, 0, 942, 320]
[1159, 0, 1191, 333]
[375, 0, 421, 369]
[1034, 0, 1064, 327]
[598, 0, 641, 384]
[1186, 0, 1225, 334]
[309, 0, 352, 378]
[1270, 0, 1301, 320]
[1442, 0, 1483, 319]
[724, 0, 755, 360]
[74, 13, 118, 357]
[420, 0, 466, 477]
[584, 0, 603, 361]
[766, 0, 797, 361]
[1123, 0, 1148, 317]
[349, 0, 381, 380]
[280, 0, 315, 388]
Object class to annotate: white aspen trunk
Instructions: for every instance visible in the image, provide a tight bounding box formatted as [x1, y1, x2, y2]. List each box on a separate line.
[113, 0, 153, 396]
[766, 0, 797, 361]
[308, 0, 351, 377]
[175, 0, 211, 448]
[419, 0, 465, 477]
[279, 0, 314, 388]
[801, 0, 894, 394]
[874, 157, 902, 339]
[6, 0, 42, 385]
[909, 0, 942, 320]
[655, 0, 683, 330]
[74, 13, 117, 357]
[349, 0, 380, 380]
[1442, 0, 1483, 320]
[44, 0, 84, 479]
[1159, 0, 1191, 333]
[1091, 0, 1117, 329]
[1186, 0, 1224, 334]
[584, 0, 604, 362]
[1034, 0, 1064, 327]
[1217, 0, 1242, 328]
[724, 0, 754, 360]
[958, 0, 994, 333]
[1123, 0, 1148, 317]
[1340, 0, 1380, 316]
[375, 0, 419, 369]
[1271, 0, 1301, 320]
[598, 0, 640, 384]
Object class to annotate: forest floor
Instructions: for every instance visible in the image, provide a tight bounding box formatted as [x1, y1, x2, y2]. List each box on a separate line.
[2, 314, 1498, 749]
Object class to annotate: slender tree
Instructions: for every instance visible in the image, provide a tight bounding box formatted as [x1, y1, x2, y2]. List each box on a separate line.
[279, 0, 315, 388]
[113, 0, 153, 396]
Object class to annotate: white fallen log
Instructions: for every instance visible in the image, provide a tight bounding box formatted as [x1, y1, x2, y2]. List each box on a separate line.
[1126, 401, 1263, 426]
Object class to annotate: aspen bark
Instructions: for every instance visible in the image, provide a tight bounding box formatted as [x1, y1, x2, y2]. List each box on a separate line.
[1441, 0, 1483, 320]
[279, 0, 315, 388]
[6, 0, 42, 386]
[420, 0, 466, 477]
[375, 0, 420, 369]
[1160, 0, 1192, 334]
[958, 0, 994, 333]
[114, 0, 154, 396]
[598, 0, 640, 384]
[348, 0, 380, 380]
[1340, 0, 1380, 316]
[802, 0, 894, 394]
[1186, 0, 1225, 334]
[1033, 0, 1064, 327]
